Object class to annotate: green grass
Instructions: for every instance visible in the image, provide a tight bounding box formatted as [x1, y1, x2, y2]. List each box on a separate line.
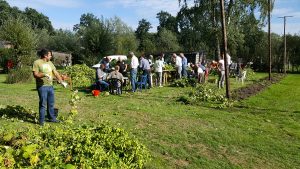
[0, 73, 299, 168]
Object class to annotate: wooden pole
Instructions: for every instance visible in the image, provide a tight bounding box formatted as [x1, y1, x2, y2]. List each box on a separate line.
[278, 16, 293, 74]
[268, 0, 272, 80]
[219, 0, 230, 98]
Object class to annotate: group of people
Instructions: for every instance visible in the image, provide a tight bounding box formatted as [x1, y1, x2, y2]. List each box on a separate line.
[95, 52, 165, 93]
[129, 52, 165, 92]
[95, 61, 125, 93]
[32, 48, 242, 126]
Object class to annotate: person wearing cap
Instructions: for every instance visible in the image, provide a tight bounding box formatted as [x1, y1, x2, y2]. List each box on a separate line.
[129, 52, 139, 92]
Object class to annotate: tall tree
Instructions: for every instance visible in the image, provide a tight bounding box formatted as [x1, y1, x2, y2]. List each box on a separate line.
[73, 13, 100, 35]
[23, 7, 54, 33]
[177, 0, 275, 58]
[156, 11, 178, 33]
[135, 19, 152, 52]
[0, 16, 37, 66]
[48, 29, 80, 53]
[108, 17, 138, 54]
[156, 28, 181, 52]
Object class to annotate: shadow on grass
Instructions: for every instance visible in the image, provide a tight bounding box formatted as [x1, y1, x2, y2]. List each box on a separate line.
[0, 105, 37, 124]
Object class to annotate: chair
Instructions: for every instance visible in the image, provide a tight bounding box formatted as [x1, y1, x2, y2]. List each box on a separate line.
[136, 75, 148, 91]
[108, 78, 123, 95]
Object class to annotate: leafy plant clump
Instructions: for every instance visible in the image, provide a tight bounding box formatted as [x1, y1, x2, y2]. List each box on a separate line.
[171, 78, 197, 87]
[6, 66, 33, 84]
[0, 124, 150, 169]
[178, 85, 233, 108]
[244, 68, 255, 81]
[61, 64, 95, 88]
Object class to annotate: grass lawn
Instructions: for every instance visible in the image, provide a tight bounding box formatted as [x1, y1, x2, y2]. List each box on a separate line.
[0, 73, 299, 168]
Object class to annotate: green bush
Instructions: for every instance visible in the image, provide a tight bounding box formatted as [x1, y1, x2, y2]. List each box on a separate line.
[171, 78, 197, 87]
[0, 123, 151, 168]
[6, 66, 33, 84]
[178, 84, 233, 108]
[245, 68, 255, 81]
[61, 64, 95, 88]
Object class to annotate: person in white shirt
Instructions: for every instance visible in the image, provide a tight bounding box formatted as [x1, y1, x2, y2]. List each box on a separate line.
[173, 53, 182, 79]
[129, 52, 139, 92]
[218, 54, 225, 88]
[154, 55, 164, 87]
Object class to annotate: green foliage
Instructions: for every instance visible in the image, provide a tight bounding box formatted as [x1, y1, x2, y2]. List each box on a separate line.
[163, 64, 175, 71]
[48, 29, 80, 53]
[178, 84, 233, 108]
[74, 14, 114, 65]
[0, 16, 37, 66]
[65, 90, 81, 124]
[0, 123, 150, 168]
[6, 66, 33, 84]
[156, 28, 181, 52]
[61, 64, 95, 88]
[109, 16, 138, 54]
[171, 78, 197, 88]
[0, 48, 15, 72]
[23, 7, 54, 33]
[244, 68, 255, 81]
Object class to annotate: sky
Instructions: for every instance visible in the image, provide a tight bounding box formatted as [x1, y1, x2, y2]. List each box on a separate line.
[6, 0, 300, 35]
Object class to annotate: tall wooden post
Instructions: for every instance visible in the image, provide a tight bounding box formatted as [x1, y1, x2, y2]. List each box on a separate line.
[268, 0, 272, 80]
[219, 0, 230, 98]
[278, 16, 293, 74]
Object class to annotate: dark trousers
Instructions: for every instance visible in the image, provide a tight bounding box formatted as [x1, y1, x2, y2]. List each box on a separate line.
[143, 69, 152, 88]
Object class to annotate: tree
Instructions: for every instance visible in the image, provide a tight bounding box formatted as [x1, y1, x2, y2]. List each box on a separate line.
[108, 17, 138, 54]
[35, 29, 50, 49]
[73, 13, 100, 35]
[48, 29, 80, 53]
[80, 20, 114, 65]
[135, 19, 152, 52]
[177, 0, 275, 59]
[156, 28, 181, 52]
[0, 16, 37, 66]
[23, 7, 54, 34]
[73, 13, 114, 65]
[156, 11, 178, 33]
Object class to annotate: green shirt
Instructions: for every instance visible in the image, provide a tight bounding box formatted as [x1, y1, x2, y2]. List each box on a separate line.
[32, 59, 56, 87]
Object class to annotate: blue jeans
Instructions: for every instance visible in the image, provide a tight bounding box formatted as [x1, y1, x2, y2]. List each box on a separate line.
[143, 69, 152, 88]
[37, 86, 56, 125]
[130, 68, 137, 92]
[182, 66, 188, 78]
[97, 80, 109, 91]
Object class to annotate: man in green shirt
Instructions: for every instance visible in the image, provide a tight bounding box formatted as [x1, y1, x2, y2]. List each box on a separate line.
[32, 49, 63, 125]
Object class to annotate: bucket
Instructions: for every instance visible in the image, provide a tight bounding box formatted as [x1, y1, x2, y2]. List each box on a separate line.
[92, 90, 100, 97]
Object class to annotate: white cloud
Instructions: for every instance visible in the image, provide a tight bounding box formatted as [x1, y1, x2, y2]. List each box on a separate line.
[97, 0, 182, 32]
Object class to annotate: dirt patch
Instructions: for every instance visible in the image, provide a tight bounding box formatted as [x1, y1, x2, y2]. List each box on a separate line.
[174, 159, 189, 168]
[231, 74, 286, 100]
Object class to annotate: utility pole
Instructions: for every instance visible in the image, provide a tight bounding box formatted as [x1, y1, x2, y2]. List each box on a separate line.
[268, 0, 272, 80]
[219, 0, 230, 99]
[278, 16, 293, 74]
